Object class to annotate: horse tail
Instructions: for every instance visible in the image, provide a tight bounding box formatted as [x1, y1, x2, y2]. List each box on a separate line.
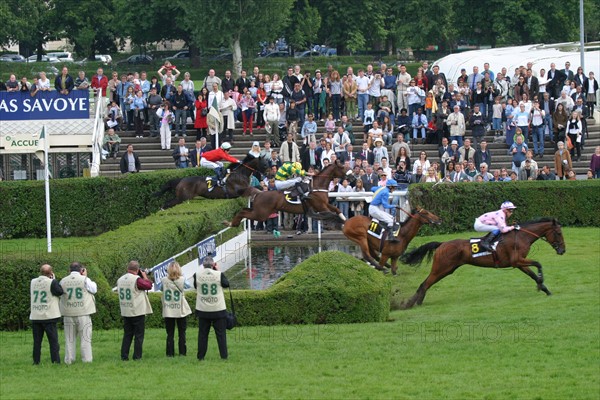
[153, 178, 183, 197]
[401, 242, 443, 266]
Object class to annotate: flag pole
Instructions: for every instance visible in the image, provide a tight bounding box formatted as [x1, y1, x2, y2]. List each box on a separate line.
[42, 125, 52, 253]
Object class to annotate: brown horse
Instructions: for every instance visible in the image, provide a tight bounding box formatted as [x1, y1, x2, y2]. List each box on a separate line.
[154, 154, 270, 208]
[342, 208, 442, 275]
[225, 160, 349, 227]
[400, 218, 566, 309]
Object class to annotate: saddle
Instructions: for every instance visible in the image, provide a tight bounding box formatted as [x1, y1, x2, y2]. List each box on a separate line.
[469, 237, 498, 258]
[283, 182, 311, 204]
[205, 173, 229, 191]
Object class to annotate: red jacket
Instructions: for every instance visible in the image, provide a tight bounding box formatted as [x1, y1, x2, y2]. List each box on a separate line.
[91, 75, 109, 96]
[201, 148, 239, 163]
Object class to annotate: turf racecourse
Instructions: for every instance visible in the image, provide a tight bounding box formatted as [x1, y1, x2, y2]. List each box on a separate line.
[1, 228, 598, 399]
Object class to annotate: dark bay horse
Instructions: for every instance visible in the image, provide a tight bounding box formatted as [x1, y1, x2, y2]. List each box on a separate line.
[155, 154, 269, 209]
[225, 160, 349, 227]
[399, 218, 566, 309]
[342, 208, 442, 275]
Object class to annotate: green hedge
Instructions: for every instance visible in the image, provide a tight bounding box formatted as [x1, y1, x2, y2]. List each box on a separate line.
[93, 198, 245, 285]
[0, 168, 213, 239]
[408, 180, 600, 234]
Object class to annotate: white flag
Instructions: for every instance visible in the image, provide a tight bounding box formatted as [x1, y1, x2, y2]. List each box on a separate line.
[35, 126, 47, 162]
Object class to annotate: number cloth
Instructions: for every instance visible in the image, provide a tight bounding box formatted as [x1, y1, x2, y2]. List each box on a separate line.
[117, 273, 153, 317]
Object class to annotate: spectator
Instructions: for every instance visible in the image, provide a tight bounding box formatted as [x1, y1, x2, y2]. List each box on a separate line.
[537, 164, 557, 181]
[343, 72, 358, 120]
[102, 128, 121, 158]
[565, 111, 582, 161]
[412, 151, 430, 175]
[583, 71, 598, 116]
[132, 90, 146, 138]
[190, 138, 212, 168]
[553, 103, 568, 145]
[117, 261, 153, 361]
[302, 113, 318, 145]
[553, 141, 572, 180]
[219, 91, 238, 146]
[395, 146, 411, 171]
[280, 133, 301, 163]
[30, 264, 63, 365]
[239, 88, 256, 136]
[337, 178, 353, 218]
[447, 105, 466, 147]
[146, 87, 163, 137]
[120, 144, 141, 174]
[59, 262, 97, 364]
[91, 68, 108, 96]
[474, 139, 492, 171]
[458, 138, 475, 163]
[194, 88, 209, 140]
[449, 163, 471, 182]
[5, 74, 19, 92]
[105, 100, 123, 130]
[424, 167, 439, 183]
[518, 159, 538, 181]
[156, 102, 174, 150]
[172, 85, 189, 137]
[55, 67, 74, 95]
[203, 69, 222, 91]
[37, 71, 51, 92]
[172, 138, 190, 168]
[590, 146, 600, 179]
[476, 163, 494, 182]
[161, 261, 192, 357]
[74, 71, 89, 90]
[372, 138, 388, 165]
[19, 76, 31, 92]
[158, 61, 180, 85]
[510, 135, 528, 172]
[411, 107, 428, 144]
[194, 256, 230, 360]
[263, 96, 281, 147]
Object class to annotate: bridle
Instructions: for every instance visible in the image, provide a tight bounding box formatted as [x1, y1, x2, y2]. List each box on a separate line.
[517, 223, 563, 251]
[396, 207, 438, 224]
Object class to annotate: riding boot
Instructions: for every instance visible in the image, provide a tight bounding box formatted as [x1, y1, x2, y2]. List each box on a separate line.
[295, 182, 307, 200]
[387, 224, 399, 242]
[480, 230, 501, 252]
[214, 167, 224, 186]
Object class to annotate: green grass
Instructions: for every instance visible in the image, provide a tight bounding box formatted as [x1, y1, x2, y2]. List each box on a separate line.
[0, 227, 598, 399]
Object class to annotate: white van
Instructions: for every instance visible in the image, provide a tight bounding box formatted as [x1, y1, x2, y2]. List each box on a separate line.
[47, 52, 74, 62]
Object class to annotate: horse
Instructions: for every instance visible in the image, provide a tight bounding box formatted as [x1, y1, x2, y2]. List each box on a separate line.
[399, 218, 566, 309]
[342, 208, 442, 275]
[154, 154, 269, 209]
[225, 160, 349, 227]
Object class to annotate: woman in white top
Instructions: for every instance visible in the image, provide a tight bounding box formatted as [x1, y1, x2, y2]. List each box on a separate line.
[537, 69, 548, 94]
[320, 142, 335, 169]
[248, 141, 261, 158]
[566, 111, 582, 161]
[412, 151, 431, 175]
[37, 72, 51, 91]
[519, 93, 532, 114]
[424, 167, 439, 183]
[263, 74, 272, 96]
[270, 73, 284, 104]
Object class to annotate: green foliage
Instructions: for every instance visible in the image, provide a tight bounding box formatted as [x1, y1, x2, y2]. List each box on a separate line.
[286, 0, 322, 50]
[0, 168, 213, 239]
[409, 180, 600, 234]
[93, 198, 245, 285]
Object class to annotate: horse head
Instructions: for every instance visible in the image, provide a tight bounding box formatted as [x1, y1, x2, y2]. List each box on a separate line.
[414, 208, 442, 225]
[546, 219, 566, 255]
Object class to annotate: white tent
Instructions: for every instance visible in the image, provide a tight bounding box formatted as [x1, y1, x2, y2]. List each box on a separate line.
[433, 42, 600, 86]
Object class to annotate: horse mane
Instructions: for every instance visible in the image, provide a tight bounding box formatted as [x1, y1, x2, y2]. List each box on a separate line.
[520, 217, 559, 227]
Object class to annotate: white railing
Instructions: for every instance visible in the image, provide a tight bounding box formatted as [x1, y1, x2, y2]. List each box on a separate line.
[90, 90, 106, 177]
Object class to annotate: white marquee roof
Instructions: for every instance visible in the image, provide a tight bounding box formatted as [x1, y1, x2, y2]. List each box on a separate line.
[433, 42, 600, 86]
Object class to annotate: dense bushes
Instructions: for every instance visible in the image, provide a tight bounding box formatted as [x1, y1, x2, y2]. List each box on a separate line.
[409, 180, 600, 234]
[0, 168, 213, 238]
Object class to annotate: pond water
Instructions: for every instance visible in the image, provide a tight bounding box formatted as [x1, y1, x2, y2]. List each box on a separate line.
[226, 242, 362, 290]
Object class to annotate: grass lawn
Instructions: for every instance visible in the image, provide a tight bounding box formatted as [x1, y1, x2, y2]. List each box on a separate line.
[0, 227, 598, 399]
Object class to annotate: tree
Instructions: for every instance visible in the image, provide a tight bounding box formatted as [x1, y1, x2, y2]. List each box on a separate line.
[285, 0, 321, 52]
[6, 0, 59, 58]
[54, 0, 118, 59]
[178, 0, 294, 77]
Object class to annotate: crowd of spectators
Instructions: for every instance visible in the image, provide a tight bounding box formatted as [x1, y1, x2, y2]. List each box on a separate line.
[3, 58, 598, 181]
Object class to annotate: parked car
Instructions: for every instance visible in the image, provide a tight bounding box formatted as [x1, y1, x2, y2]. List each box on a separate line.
[47, 52, 74, 63]
[98, 54, 113, 64]
[78, 55, 110, 65]
[209, 52, 233, 61]
[117, 55, 153, 65]
[295, 50, 322, 58]
[0, 54, 26, 62]
[27, 55, 61, 63]
[165, 50, 190, 61]
[259, 51, 290, 58]
[30, 66, 59, 78]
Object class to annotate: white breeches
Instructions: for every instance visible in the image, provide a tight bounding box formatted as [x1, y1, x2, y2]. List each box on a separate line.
[274, 177, 302, 190]
[474, 219, 498, 233]
[369, 205, 394, 226]
[200, 159, 223, 169]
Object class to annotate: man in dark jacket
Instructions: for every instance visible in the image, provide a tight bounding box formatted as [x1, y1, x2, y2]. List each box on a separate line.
[120, 144, 141, 173]
[54, 67, 74, 94]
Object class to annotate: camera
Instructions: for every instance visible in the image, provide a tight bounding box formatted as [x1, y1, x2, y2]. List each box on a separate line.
[138, 268, 151, 277]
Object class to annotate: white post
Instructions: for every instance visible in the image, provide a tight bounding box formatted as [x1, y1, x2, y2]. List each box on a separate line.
[43, 127, 52, 253]
[317, 220, 322, 253]
[579, 0, 585, 71]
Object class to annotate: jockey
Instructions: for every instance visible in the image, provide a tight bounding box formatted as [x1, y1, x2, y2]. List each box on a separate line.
[200, 142, 240, 185]
[274, 162, 309, 198]
[368, 178, 399, 242]
[474, 201, 520, 252]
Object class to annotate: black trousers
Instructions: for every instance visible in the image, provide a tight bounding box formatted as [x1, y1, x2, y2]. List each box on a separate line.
[197, 317, 228, 360]
[32, 320, 60, 364]
[165, 317, 187, 356]
[121, 315, 145, 360]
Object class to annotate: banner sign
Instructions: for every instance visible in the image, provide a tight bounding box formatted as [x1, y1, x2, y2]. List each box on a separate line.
[0, 91, 89, 121]
[150, 258, 174, 291]
[197, 236, 217, 266]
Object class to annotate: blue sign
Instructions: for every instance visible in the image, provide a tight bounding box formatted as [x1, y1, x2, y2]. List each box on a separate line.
[197, 236, 217, 266]
[150, 258, 174, 291]
[0, 91, 90, 121]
